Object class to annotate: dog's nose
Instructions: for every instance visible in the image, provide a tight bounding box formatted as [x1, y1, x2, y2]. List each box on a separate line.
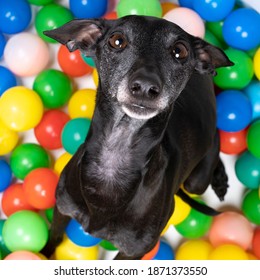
[129, 72, 162, 99]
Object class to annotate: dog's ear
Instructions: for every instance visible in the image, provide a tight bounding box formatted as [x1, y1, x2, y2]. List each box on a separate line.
[193, 39, 234, 76]
[43, 19, 107, 55]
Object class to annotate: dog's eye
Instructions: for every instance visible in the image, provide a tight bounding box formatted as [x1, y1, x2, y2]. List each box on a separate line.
[109, 33, 128, 49]
[172, 42, 188, 60]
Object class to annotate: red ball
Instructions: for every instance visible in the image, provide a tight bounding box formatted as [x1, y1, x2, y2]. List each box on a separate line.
[34, 109, 70, 150]
[1, 183, 35, 217]
[252, 227, 260, 259]
[219, 128, 247, 155]
[57, 45, 93, 77]
[23, 168, 59, 210]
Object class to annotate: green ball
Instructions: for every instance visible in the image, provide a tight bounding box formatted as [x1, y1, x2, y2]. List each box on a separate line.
[33, 69, 73, 109]
[35, 3, 74, 43]
[28, 0, 54, 5]
[242, 189, 260, 225]
[0, 220, 11, 259]
[99, 240, 118, 251]
[214, 48, 254, 89]
[62, 118, 91, 155]
[204, 30, 224, 49]
[235, 151, 260, 190]
[81, 54, 96, 68]
[247, 120, 260, 159]
[45, 207, 54, 223]
[117, 0, 162, 18]
[174, 202, 213, 239]
[206, 20, 226, 45]
[10, 143, 50, 180]
[2, 210, 49, 252]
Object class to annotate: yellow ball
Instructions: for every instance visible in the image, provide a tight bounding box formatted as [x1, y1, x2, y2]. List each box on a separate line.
[208, 244, 248, 260]
[54, 152, 72, 175]
[54, 235, 99, 260]
[68, 89, 96, 119]
[168, 195, 191, 225]
[0, 86, 44, 131]
[176, 239, 213, 260]
[92, 68, 99, 87]
[0, 120, 19, 155]
[254, 47, 260, 80]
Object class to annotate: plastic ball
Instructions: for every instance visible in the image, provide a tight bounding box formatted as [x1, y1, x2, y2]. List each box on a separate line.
[223, 8, 260, 51]
[204, 29, 224, 49]
[4, 33, 49, 77]
[252, 227, 260, 259]
[34, 110, 70, 150]
[174, 202, 213, 238]
[35, 3, 74, 43]
[208, 244, 248, 260]
[10, 143, 50, 180]
[178, 0, 194, 8]
[2, 210, 48, 252]
[66, 219, 101, 247]
[153, 240, 175, 260]
[0, 159, 12, 192]
[45, 208, 54, 223]
[206, 20, 226, 45]
[68, 89, 97, 119]
[117, 0, 162, 18]
[58, 45, 94, 77]
[104, 11, 118, 20]
[23, 168, 59, 210]
[0, 220, 11, 258]
[193, 0, 235, 22]
[1, 183, 35, 217]
[214, 48, 254, 89]
[216, 90, 252, 132]
[33, 69, 73, 109]
[219, 128, 247, 155]
[0, 66, 17, 97]
[4, 251, 41, 260]
[54, 235, 99, 260]
[254, 48, 260, 80]
[175, 239, 213, 260]
[0, 120, 19, 156]
[0, 0, 32, 34]
[0, 33, 6, 58]
[28, 0, 54, 5]
[62, 118, 91, 154]
[235, 151, 260, 190]
[161, 2, 178, 16]
[247, 120, 260, 159]
[208, 211, 253, 250]
[244, 81, 260, 121]
[54, 152, 72, 175]
[0, 86, 44, 131]
[242, 189, 260, 225]
[99, 240, 118, 251]
[164, 7, 205, 38]
[92, 68, 99, 87]
[81, 55, 96, 68]
[141, 241, 160, 260]
[69, 0, 108, 18]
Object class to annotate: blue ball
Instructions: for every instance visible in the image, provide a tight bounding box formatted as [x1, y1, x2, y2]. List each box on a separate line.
[0, 0, 32, 34]
[66, 219, 101, 247]
[244, 81, 260, 122]
[178, 0, 194, 9]
[153, 240, 175, 260]
[0, 66, 17, 96]
[193, 0, 235, 22]
[0, 159, 12, 192]
[223, 8, 260, 51]
[0, 33, 6, 58]
[69, 0, 108, 19]
[216, 90, 252, 132]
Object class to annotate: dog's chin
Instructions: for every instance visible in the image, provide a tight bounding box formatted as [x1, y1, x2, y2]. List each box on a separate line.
[122, 104, 159, 120]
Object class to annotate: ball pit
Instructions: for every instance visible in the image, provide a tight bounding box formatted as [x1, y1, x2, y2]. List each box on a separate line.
[0, 0, 260, 262]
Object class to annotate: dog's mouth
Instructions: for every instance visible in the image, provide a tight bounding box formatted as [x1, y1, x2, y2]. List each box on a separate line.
[121, 103, 159, 120]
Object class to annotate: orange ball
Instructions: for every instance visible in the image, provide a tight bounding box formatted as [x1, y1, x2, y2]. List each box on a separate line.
[141, 241, 160, 260]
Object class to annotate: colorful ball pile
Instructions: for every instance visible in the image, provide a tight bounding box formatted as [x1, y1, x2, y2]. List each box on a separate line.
[0, 0, 260, 261]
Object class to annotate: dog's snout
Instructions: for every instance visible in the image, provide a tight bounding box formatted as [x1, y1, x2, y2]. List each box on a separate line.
[129, 71, 162, 99]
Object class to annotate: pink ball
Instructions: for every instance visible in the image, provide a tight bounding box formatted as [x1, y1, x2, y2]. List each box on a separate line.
[4, 32, 49, 77]
[208, 211, 254, 250]
[163, 7, 205, 38]
[4, 251, 41, 260]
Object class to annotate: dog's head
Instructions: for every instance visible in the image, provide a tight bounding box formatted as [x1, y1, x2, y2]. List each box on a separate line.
[45, 16, 233, 120]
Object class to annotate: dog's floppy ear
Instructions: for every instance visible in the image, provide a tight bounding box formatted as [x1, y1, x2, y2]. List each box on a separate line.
[43, 19, 106, 55]
[193, 39, 234, 76]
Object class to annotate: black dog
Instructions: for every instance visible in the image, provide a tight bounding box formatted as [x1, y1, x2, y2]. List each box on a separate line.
[43, 15, 233, 260]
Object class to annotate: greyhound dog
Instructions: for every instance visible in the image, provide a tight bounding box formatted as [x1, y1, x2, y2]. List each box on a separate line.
[43, 15, 233, 260]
